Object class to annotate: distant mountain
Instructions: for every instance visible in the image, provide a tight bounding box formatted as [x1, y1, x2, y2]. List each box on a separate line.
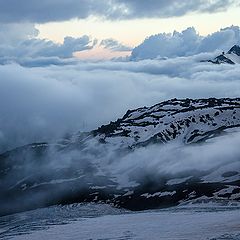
[1, 98, 240, 216]
[207, 45, 240, 65]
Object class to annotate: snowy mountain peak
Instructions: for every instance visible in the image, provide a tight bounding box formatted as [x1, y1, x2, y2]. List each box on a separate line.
[93, 97, 240, 148]
[206, 45, 240, 65]
[228, 45, 240, 56]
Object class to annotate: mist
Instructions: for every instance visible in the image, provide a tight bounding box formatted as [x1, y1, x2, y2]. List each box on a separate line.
[1, 126, 240, 215]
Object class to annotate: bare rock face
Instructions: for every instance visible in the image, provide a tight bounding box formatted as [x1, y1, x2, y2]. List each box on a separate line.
[1, 98, 240, 216]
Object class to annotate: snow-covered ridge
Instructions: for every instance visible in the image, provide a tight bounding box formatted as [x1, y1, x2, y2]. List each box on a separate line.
[93, 97, 240, 148]
[207, 45, 240, 65]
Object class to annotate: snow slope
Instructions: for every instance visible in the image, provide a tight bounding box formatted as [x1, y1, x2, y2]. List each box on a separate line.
[2, 204, 240, 240]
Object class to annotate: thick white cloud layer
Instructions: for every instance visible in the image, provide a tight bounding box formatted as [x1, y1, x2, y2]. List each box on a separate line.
[131, 26, 240, 60]
[0, 55, 240, 152]
[0, 0, 238, 23]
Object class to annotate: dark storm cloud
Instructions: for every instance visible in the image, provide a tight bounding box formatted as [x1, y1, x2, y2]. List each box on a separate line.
[0, 0, 238, 23]
[0, 0, 108, 23]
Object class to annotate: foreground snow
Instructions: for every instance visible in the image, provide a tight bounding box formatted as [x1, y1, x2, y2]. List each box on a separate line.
[1, 204, 240, 240]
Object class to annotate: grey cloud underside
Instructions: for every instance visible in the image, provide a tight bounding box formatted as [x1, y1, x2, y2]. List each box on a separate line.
[0, 0, 238, 23]
[0, 0, 106, 23]
[114, 0, 238, 18]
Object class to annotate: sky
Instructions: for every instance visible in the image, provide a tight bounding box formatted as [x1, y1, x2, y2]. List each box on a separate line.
[1, 0, 240, 151]
[38, 3, 240, 59]
[0, 0, 240, 59]
[36, 7, 240, 57]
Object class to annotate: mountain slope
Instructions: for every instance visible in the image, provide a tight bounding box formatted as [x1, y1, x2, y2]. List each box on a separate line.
[207, 45, 240, 65]
[93, 98, 240, 147]
[0, 98, 240, 215]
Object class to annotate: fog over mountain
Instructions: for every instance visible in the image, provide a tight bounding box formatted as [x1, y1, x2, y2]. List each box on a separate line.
[1, 53, 240, 153]
[1, 24, 240, 154]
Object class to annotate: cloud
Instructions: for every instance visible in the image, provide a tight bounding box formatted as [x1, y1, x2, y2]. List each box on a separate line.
[100, 39, 132, 52]
[0, 55, 240, 152]
[1, 25, 240, 151]
[0, 0, 108, 23]
[112, 131, 240, 182]
[131, 26, 240, 60]
[0, 0, 238, 23]
[114, 0, 238, 19]
[0, 23, 39, 44]
[197, 26, 240, 53]
[1, 24, 240, 65]
[0, 23, 97, 65]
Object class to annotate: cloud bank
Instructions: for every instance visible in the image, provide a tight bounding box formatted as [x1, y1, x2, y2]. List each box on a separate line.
[131, 26, 240, 60]
[0, 55, 240, 152]
[0, 0, 238, 23]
